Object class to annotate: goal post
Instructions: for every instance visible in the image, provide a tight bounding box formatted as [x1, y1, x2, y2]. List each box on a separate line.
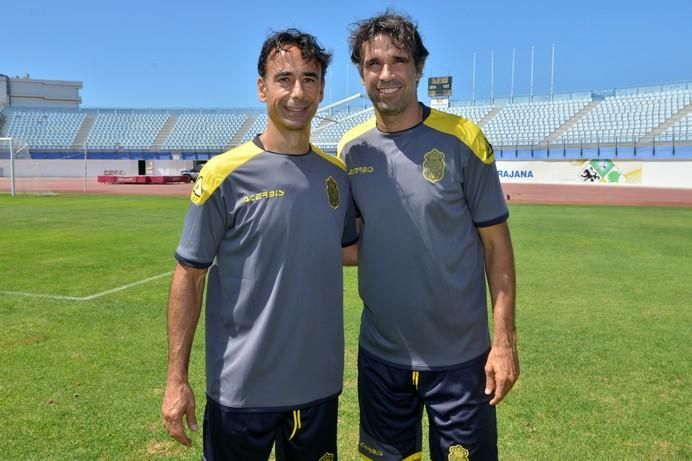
[0, 137, 16, 196]
[0, 138, 100, 195]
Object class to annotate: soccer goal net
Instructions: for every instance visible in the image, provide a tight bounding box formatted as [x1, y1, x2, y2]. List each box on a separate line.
[0, 137, 89, 195]
[0, 137, 18, 195]
[0, 137, 40, 195]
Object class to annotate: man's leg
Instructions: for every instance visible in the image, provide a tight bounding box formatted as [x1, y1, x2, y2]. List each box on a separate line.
[422, 353, 497, 461]
[358, 349, 423, 461]
[275, 397, 339, 461]
[203, 396, 278, 461]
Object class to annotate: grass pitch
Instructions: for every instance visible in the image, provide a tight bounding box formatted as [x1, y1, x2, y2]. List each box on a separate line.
[0, 194, 690, 460]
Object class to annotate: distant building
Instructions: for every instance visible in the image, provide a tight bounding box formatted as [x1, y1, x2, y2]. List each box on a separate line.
[0, 74, 82, 108]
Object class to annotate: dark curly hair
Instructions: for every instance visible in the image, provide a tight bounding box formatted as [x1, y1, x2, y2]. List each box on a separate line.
[258, 29, 332, 81]
[349, 10, 429, 75]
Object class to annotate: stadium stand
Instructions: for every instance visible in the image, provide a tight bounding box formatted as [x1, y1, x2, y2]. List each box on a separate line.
[1, 83, 691, 159]
[483, 98, 590, 146]
[86, 110, 168, 149]
[240, 113, 268, 144]
[4, 108, 86, 148]
[555, 90, 692, 144]
[162, 111, 247, 150]
[656, 109, 692, 142]
[444, 104, 494, 124]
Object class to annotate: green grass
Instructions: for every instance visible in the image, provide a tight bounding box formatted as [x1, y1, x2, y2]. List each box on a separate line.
[1, 195, 690, 460]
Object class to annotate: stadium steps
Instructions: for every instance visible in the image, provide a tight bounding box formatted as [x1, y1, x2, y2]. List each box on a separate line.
[545, 100, 600, 143]
[639, 101, 692, 144]
[71, 114, 96, 149]
[477, 106, 501, 128]
[230, 115, 257, 147]
[152, 114, 178, 149]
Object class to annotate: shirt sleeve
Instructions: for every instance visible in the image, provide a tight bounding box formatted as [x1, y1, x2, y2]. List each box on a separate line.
[175, 188, 228, 268]
[342, 192, 359, 247]
[461, 136, 509, 228]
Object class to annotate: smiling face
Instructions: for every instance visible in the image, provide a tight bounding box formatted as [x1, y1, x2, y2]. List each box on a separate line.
[360, 33, 422, 131]
[258, 45, 324, 135]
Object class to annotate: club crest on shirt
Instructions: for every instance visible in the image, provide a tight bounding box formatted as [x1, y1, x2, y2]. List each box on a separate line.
[422, 148, 446, 183]
[318, 453, 335, 461]
[448, 444, 469, 461]
[325, 176, 340, 209]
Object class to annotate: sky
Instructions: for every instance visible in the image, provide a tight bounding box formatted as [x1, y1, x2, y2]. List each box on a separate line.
[4, 0, 691, 109]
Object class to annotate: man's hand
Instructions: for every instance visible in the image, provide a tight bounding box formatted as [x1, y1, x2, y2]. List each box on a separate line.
[484, 343, 520, 406]
[162, 381, 198, 447]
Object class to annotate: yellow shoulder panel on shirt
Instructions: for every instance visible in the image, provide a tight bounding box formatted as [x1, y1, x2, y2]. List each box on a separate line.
[190, 141, 264, 205]
[312, 144, 346, 171]
[336, 116, 377, 160]
[424, 109, 495, 164]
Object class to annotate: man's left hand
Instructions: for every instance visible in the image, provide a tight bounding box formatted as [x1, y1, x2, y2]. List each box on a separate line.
[484, 344, 520, 406]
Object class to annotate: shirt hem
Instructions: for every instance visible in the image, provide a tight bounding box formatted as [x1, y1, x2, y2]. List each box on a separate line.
[206, 390, 342, 412]
[174, 252, 212, 269]
[474, 211, 509, 228]
[358, 346, 490, 372]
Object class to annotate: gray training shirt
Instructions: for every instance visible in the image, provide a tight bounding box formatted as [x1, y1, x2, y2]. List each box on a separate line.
[338, 104, 508, 370]
[176, 136, 356, 409]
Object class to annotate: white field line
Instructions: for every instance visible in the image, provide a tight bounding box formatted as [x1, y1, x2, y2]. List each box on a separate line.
[0, 271, 172, 301]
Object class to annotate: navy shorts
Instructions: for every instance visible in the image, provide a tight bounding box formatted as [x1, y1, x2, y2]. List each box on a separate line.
[358, 349, 497, 461]
[203, 395, 338, 461]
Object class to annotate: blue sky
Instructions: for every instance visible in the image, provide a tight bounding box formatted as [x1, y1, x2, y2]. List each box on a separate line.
[4, 0, 691, 108]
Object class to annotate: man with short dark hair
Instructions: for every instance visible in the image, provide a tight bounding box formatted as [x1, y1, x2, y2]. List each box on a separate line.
[163, 29, 356, 460]
[339, 12, 519, 461]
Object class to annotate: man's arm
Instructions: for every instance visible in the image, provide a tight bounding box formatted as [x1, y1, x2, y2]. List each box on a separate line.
[162, 262, 207, 447]
[342, 216, 361, 266]
[478, 221, 519, 406]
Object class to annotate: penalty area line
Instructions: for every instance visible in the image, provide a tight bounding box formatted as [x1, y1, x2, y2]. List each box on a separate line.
[0, 271, 173, 301]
